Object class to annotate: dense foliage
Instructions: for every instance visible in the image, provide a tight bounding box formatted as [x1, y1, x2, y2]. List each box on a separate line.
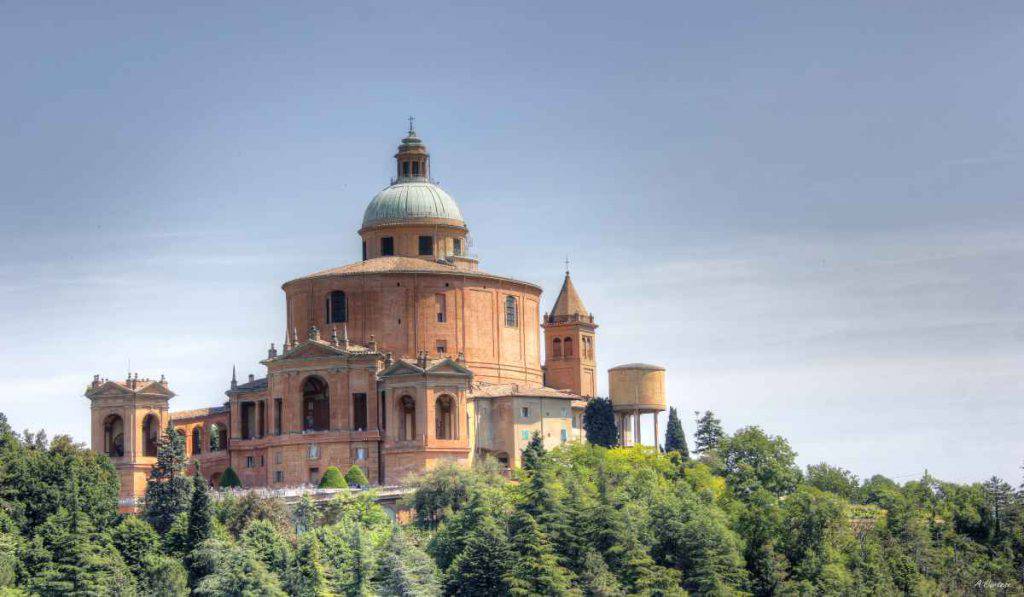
[1, 409, 1022, 595]
[583, 397, 618, 448]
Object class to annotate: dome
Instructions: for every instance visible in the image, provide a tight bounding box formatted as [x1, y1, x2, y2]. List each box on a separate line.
[361, 181, 465, 229]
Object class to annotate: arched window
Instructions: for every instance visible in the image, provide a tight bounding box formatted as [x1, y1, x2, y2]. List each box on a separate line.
[435, 395, 455, 440]
[563, 337, 573, 357]
[552, 338, 562, 358]
[142, 414, 160, 457]
[103, 414, 124, 458]
[326, 291, 347, 324]
[208, 424, 222, 451]
[191, 427, 202, 455]
[505, 295, 518, 327]
[400, 395, 416, 441]
[302, 377, 331, 431]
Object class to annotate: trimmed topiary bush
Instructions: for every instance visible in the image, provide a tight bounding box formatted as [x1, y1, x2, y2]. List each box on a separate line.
[344, 465, 369, 488]
[219, 466, 241, 488]
[318, 466, 345, 489]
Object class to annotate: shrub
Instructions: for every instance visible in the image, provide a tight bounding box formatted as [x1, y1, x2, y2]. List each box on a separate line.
[319, 466, 346, 489]
[344, 465, 370, 488]
[219, 467, 241, 488]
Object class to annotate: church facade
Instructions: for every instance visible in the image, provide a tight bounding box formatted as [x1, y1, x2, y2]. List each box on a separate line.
[87, 126, 613, 508]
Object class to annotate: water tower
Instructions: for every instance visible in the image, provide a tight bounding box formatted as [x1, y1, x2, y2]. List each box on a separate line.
[608, 363, 666, 447]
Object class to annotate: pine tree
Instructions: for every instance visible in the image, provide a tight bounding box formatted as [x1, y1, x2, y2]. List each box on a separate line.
[285, 534, 328, 597]
[240, 519, 292, 578]
[373, 527, 442, 597]
[445, 513, 513, 596]
[505, 510, 571, 596]
[109, 516, 160, 583]
[694, 410, 724, 454]
[664, 407, 689, 460]
[144, 425, 193, 534]
[521, 431, 546, 472]
[583, 397, 618, 448]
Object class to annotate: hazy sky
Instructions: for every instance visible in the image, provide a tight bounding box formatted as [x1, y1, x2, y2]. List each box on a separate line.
[1, 2, 1021, 484]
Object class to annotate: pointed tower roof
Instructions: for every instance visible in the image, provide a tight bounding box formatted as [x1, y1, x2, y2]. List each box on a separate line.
[548, 270, 592, 324]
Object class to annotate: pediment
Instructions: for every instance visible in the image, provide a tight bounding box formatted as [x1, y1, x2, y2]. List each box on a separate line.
[274, 340, 347, 361]
[425, 358, 473, 377]
[378, 360, 425, 378]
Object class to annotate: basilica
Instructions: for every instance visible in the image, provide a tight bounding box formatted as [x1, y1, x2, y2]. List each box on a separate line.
[86, 125, 622, 508]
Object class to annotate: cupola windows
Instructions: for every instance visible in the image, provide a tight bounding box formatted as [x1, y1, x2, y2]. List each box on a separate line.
[418, 235, 434, 256]
[381, 237, 394, 256]
[505, 296, 519, 327]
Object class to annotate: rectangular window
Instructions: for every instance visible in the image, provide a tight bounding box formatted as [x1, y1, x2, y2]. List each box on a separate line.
[274, 398, 282, 435]
[352, 393, 367, 431]
[435, 293, 446, 322]
[572, 415, 579, 429]
[274, 470, 284, 483]
[505, 296, 518, 327]
[521, 430, 530, 441]
[355, 447, 368, 461]
[561, 428, 568, 442]
[521, 406, 529, 418]
[453, 238, 462, 255]
[309, 467, 319, 485]
[436, 340, 447, 354]
[274, 451, 283, 465]
[418, 235, 433, 256]
[561, 408, 568, 417]
[246, 456, 255, 468]
[412, 161, 420, 176]
[381, 237, 394, 256]
[260, 455, 265, 467]
[307, 443, 320, 460]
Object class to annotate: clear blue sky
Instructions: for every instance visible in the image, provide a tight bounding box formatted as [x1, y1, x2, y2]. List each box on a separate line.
[1, 2, 1021, 483]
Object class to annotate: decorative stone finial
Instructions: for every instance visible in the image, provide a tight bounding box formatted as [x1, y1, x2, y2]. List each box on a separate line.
[230, 365, 237, 390]
[385, 352, 393, 367]
[368, 334, 376, 351]
[331, 326, 339, 347]
[268, 342, 278, 358]
[342, 323, 350, 349]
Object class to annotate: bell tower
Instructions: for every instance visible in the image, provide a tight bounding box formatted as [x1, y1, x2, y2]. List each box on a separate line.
[86, 373, 174, 512]
[543, 269, 598, 397]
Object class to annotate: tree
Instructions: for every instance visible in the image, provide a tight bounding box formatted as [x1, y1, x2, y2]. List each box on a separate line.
[284, 534, 328, 597]
[144, 425, 193, 534]
[187, 471, 212, 547]
[109, 516, 160, 583]
[373, 527, 441, 597]
[219, 466, 241, 488]
[520, 432, 546, 472]
[318, 466, 346, 489]
[716, 426, 801, 497]
[344, 465, 370, 488]
[140, 555, 188, 597]
[240, 519, 292, 578]
[504, 510, 570, 596]
[694, 410, 724, 454]
[806, 463, 859, 499]
[191, 538, 286, 597]
[444, 513, 513, 596]
[406, 460, 503, 528]
[293, 495, 318, 535]
[583, 397, 618, 448]
[664, 407, 689, 459]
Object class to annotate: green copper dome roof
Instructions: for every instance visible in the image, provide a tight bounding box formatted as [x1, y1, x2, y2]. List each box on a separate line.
[361, 181, 465, 228]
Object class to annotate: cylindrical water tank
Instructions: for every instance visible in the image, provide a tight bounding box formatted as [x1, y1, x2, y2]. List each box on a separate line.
[608, 363, 666, 412]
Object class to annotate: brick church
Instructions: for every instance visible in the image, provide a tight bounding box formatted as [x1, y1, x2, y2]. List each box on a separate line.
[86, 124, 612, 508]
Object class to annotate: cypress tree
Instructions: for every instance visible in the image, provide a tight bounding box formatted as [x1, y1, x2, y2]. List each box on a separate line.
[144, 425, 193, 534]
[694, 410, 724, 454]
[520, 432, 546, 472]
[664, 407, 689, 460]
[505, 510, 571, 596]
[186, 470, 212, 547]
[583, 397, 618, 448]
